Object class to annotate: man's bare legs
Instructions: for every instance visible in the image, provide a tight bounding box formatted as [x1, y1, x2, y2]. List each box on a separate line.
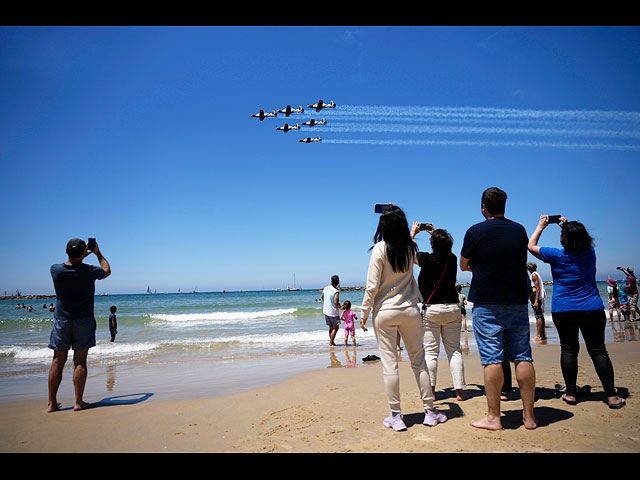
[72, 349, 90, 411]
[471, 363, 504, 430]
[329, 325, 339, 347]
[48, 350, 68, 412]
[515, 360, 537, 429]
[471, 360, 537, 430]
[47, 348, 91, 412]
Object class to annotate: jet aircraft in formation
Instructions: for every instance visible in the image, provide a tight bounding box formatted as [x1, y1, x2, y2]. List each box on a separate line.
[308, 99, 336, 112]
[251, 109, 278, 121]
[276, 123, 301, 133]
[298, 136, 322, 143]
[301, 118, 326, 127]
[253, 99, 334, 143]
[277, 105, 305, 117]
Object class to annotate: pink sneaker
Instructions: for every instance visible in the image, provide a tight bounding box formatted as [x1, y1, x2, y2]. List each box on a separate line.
[383, 413, 407, 431]
[423, 407, 447, 426]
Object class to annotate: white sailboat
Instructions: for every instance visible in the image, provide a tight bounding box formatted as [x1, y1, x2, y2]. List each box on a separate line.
[286, 275, 300, 291]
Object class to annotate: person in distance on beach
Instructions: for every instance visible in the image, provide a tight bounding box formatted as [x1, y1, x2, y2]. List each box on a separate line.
[109, 305, 118, 342]
[527, 261, 547, 343]
[616, 266, 638, 321]
[411, 222, 468, 402]
[460, 187, 537, 430]
[47, 238, 111, 412]
[361, 206, 446, 431]
[321, 275, 341, 347]
[528, 215, 625, 409]
[340, 300, 358, 347]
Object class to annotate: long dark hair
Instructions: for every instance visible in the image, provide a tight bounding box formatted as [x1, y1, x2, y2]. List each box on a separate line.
[370, 206, 416, 273]
[560, 221, 594, 251]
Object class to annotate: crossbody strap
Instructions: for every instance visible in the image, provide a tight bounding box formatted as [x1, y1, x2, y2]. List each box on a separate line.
[424, 259, 448, 307]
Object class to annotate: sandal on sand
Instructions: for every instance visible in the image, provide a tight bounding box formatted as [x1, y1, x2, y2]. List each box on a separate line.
[608, 398, 626, 409]
[562, 394, 578, 406]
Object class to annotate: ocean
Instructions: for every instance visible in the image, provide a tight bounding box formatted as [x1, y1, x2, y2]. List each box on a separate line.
[1, 282, 638, 404]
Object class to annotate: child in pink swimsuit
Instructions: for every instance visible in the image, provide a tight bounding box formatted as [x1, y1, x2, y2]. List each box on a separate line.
[341, 301, 358, 347]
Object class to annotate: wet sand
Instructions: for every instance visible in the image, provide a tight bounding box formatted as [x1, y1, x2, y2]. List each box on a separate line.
[0, 340, 638, 453]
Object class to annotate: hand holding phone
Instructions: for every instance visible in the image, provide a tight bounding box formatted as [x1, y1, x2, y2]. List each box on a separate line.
[87, 238, 96, 252]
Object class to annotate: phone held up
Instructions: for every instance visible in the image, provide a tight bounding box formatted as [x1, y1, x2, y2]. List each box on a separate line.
[374, 203, 392, 214]
[87, 238, 96, 252]
[547, 215, 562, 224]
[419, 223, 433, 232]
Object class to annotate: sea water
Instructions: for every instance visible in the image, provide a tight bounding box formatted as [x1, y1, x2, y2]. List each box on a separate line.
[1, 283, 637, 403]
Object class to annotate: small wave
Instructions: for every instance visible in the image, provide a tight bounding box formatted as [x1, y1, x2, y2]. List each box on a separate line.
[148, 308, 298, 324]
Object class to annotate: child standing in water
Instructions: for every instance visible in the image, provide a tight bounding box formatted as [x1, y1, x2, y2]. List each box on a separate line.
[341, 301, 358, 347]
[109, 305, 118, 342]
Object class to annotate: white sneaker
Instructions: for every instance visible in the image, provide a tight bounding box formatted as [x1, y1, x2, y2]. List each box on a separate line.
[383, 413, 407, 431]
[423, 407, 447, 426]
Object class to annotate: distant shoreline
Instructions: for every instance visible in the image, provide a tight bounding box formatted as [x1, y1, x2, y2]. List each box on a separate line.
[1, 282, 557, 299]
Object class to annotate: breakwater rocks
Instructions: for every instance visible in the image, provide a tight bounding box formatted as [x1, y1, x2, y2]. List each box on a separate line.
[1, 295, 56, 301]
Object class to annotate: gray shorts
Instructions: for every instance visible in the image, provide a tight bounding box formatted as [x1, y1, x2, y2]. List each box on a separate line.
[48, 316, 96, 351]
[325, 315, 340, 327]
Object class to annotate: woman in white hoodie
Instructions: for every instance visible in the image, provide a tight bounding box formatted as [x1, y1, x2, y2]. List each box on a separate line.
[361, 205, 447, 431]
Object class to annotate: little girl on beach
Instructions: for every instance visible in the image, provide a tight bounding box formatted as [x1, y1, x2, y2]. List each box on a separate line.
[341, 301, 358, 347]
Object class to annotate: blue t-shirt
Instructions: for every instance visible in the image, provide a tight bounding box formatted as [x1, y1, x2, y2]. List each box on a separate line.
[50, 262, 106, 321]
[538, 246, 603, 312]
[460, 217, 530, 305]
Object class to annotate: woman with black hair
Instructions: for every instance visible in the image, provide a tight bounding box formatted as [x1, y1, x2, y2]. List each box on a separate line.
[361, 206, 446, 431]
[528, 215, 625, 409]
[411, 222, 468, 402]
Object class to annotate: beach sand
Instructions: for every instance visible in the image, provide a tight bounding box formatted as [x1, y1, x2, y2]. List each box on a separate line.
[1, 340, 638, 453]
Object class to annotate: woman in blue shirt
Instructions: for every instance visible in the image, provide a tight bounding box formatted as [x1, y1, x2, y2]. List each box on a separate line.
[528, 215, 625, 409]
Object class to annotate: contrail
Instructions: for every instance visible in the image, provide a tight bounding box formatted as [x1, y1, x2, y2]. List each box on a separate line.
[322, 138, 640, 151]
[311, 105, 640, 150]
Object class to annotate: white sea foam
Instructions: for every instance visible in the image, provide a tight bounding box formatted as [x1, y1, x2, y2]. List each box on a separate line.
[148, 308, 298, 324]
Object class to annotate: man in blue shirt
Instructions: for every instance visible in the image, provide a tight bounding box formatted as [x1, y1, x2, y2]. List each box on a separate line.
[460, 187, 537, 430]
[48, 238, 111, 412]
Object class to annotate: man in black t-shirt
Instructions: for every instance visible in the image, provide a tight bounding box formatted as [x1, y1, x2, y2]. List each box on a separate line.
[460, 187, 537, 431]
[47, 238, 111, 413]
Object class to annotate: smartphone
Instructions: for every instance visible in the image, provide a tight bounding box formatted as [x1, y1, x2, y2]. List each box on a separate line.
[548, 215, 562, 224]
[87, 238, 96, 252]
[374, 203, 391, 214]
[419, 223, 433, 232]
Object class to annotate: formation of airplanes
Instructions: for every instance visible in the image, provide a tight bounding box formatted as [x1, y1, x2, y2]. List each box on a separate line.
[252, 99, 335, 143]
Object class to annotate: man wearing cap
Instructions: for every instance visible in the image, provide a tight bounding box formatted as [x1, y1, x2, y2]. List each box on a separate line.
[617, 266, 638, 321]
[47, 238, 111, 412]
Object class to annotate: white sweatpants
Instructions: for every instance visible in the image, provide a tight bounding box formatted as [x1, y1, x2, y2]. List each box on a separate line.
[422, 303, 466, 390]
[373, 305, 434, 411]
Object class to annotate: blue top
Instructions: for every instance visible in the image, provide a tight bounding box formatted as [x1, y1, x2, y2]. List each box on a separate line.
[50, 263, 106, 321]
[538, 246, 603, 312]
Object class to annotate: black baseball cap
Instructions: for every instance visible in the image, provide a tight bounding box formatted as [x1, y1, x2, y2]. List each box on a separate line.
[66, 238, 86, 257]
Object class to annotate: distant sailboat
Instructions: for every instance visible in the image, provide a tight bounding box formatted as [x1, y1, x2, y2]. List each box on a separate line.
[146, 286, 152, 294]
[286, 275, 300, 291]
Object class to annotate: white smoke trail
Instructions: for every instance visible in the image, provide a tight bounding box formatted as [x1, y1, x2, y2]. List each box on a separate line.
[313, 105, 640, 150]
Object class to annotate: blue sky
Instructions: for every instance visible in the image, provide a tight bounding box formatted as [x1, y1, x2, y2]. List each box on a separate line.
[1, 26, 639, 294]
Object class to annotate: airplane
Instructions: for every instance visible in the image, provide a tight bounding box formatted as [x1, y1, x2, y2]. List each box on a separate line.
[251, 109, 277, 121]
[307, 99, 336, 112]
[302, 118, 326, 127]
[277, 105, 305, 117]
[298, 136, 322, 143]
[276, 123, 301, 133]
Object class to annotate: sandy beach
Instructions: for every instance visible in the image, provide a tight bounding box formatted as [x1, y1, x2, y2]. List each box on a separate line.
[0, 338, 638, 453]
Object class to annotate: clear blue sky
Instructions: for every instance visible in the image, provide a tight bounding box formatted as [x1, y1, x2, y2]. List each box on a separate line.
[1, 26, 639, 294]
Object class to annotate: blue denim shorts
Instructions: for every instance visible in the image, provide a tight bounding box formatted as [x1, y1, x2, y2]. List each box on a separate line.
[48, 316, 96, 351]
[472, 304, 532, 365]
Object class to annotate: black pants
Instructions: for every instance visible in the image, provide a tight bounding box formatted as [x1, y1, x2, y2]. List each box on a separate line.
[552, 309, 616, 397]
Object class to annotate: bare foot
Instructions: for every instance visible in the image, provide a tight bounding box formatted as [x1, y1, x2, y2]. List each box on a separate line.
[47, 402, 62, 413]
[456, 389, 469, 401]
[74, 401, 91, 411]
[470, 417, 503, 431]
[523, 416, 538, 430]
